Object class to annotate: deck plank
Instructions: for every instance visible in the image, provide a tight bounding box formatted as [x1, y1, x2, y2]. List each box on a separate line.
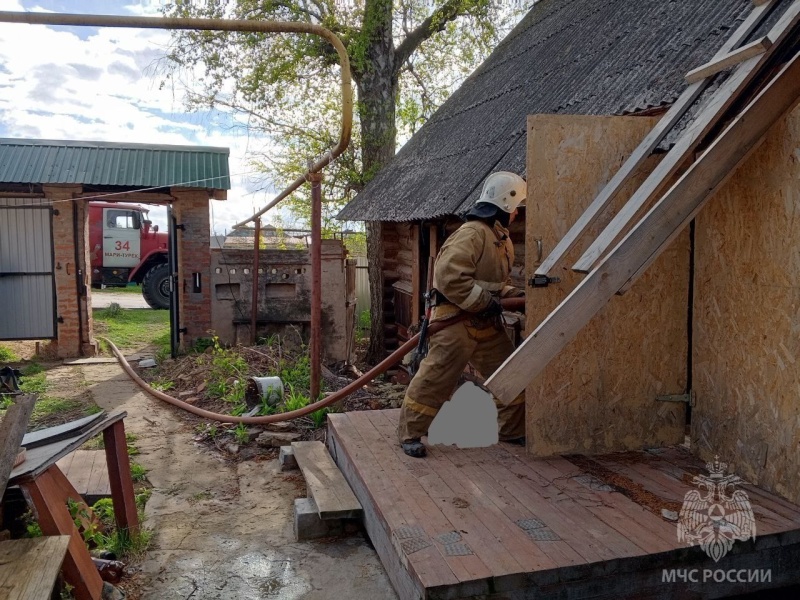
[447, 445, 587, 569]
[368, 411, 529, 582]
[334, 413, 465, 590]
[291, 441, 362, 519]
[329, 410, 800, 600]
[348, 411, 488, 590]
[327, 414, 428, 600]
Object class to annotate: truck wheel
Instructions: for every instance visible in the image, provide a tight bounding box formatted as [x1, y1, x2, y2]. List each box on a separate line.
[142, 263, 170, 310]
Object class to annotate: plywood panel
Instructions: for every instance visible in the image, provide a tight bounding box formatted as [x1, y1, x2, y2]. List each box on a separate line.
[692, 106, 800, 504]
[525, 114, 689, 456]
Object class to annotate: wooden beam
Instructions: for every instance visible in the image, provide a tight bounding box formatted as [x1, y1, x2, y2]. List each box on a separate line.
[533, 0, 778, 277]
[485, 51, 800, 404]
[292, 441, 362, 520]
[686, 37, 772, 84]
[753, 0, 771, 5]
[572, 0, 800, 273]
[0, 395, 35, 496]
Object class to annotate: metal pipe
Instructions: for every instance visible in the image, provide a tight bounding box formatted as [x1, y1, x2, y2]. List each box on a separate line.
[0, 10, 353, 230]
[309, 172, 323, 402]
[251, 217, 261, 345]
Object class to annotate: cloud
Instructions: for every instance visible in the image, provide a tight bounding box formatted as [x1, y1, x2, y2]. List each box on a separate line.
[68, 62, 103, 81]
[0, 0, 284, 232]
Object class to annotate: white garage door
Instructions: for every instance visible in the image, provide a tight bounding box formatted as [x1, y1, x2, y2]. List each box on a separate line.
[0, 197, 56, 339]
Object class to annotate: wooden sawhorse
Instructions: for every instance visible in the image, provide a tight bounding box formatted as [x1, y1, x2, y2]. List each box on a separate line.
[8, 411, 138, 600]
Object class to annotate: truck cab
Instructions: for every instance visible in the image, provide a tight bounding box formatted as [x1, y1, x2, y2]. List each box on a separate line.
[89, 202, 170, 309]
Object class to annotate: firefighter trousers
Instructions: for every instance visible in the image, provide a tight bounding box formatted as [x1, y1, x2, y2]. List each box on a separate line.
[397, 317, 525, 443]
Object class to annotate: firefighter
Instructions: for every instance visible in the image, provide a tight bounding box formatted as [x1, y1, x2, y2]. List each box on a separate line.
[397, 171, 527, 458]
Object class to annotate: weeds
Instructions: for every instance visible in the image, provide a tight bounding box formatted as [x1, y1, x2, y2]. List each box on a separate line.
[66, 492, 152, 560]
[0, 344, 18, 362]
[283, 384, 310, 412]
[233, 423, 249, 444]
[150, 378, 175, 392]
[130, 462, 147, 482]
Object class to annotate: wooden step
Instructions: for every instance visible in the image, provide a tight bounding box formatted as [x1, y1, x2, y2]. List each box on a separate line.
[291, 441, 362, 520]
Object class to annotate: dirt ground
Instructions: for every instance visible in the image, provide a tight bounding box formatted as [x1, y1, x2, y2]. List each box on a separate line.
[81, 361, 397, 599]
[1, 334, 397, 599]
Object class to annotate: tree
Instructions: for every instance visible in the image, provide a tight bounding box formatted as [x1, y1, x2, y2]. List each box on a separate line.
[163, 0, 531, 364]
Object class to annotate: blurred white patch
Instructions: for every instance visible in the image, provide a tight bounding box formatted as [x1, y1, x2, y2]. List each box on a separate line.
[428, 382, 498, 448]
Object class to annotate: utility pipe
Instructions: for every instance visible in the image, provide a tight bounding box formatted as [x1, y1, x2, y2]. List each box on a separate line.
[309, 171, 323, 402]
[101, 297, 525, 425]
[0, 10, 354, 230]
[251, 217, 261, 345]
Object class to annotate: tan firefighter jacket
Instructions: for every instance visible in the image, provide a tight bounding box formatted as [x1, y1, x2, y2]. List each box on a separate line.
[431, 219, 522, 322]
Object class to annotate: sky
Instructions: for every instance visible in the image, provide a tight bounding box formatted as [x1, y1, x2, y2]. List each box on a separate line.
[0, 0, 284, 234]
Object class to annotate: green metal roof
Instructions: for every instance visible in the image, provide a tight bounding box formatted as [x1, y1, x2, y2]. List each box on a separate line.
[0, 138, 230, 189]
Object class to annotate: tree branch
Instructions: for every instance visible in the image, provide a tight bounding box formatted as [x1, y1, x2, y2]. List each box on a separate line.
[394, 0, 467, 72]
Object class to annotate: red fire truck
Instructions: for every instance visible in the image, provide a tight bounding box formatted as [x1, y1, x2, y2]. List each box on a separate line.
[89, 202, 170, 309]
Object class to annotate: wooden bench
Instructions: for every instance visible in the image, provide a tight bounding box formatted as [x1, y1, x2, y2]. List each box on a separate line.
[0, 536, 70, 600]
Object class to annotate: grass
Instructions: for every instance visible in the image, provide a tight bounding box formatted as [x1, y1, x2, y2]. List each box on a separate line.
[93, 304, 170, 353]
[0, 344, 19, 362]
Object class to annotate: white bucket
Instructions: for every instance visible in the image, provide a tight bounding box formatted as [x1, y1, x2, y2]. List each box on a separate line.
[245, 376, 285, 409]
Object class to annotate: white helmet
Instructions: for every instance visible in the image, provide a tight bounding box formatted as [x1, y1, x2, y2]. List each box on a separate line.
[476, 171, 526, 213]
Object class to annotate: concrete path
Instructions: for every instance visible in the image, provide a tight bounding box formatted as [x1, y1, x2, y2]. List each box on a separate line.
[91, 289, 150, 309]
[81, 362, 396, 600]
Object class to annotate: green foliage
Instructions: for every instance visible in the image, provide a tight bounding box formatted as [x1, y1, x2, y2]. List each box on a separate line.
[21, 362, 44, 376]
[0, 344, 18, 362]
[356, 309, 371, 341]
[233, 422, 250, 444]
[21, 511, 42, 538]
[283, 384, 310, 412]
[130, 461, 148, 482]
[150, 378, 175, 392]
[310, 407, 330, 428]
[102, 302, 123, 318]
[19, 371, 47, 395]
[280, 354, 311, 394]
[161, 0, 531, 230]
[192, 337, 216, 353]
[65, 493, 152, 560]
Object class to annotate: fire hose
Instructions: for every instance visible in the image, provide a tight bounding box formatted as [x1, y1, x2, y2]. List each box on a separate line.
[103, 297, 525, 424]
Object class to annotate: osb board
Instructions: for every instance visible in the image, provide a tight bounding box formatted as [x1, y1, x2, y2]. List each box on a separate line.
[692, 106, 800, 504]
[525, 114, 689, 456]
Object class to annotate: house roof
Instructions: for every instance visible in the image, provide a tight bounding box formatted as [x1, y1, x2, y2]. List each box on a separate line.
[0, 138, 230, 189]
[338, 0, 777, 222]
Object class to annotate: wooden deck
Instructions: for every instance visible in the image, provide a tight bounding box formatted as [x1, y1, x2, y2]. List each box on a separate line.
[327, 409, 800, 600]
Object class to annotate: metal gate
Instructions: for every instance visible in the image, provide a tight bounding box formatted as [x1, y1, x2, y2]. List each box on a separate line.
[0, 197, 57, 339]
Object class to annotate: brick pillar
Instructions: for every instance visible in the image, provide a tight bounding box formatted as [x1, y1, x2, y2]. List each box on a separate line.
[170, 188, 212, 349]
[43, 185, 95, 358]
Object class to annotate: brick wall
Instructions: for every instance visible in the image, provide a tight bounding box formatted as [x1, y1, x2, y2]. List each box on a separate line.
[43, 185, 96, 358]
[171, 188, 212, 349]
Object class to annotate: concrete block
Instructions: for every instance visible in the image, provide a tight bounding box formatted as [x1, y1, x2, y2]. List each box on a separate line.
[279, 446, 298, 471]
[294, 498, 342, 541]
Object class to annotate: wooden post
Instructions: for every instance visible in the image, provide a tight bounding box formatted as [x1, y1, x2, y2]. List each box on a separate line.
[20, 467, 104, 600]
[345, 258, 357, 365]
[102, 420, 139, 535]
[0, 394, 35, 496]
